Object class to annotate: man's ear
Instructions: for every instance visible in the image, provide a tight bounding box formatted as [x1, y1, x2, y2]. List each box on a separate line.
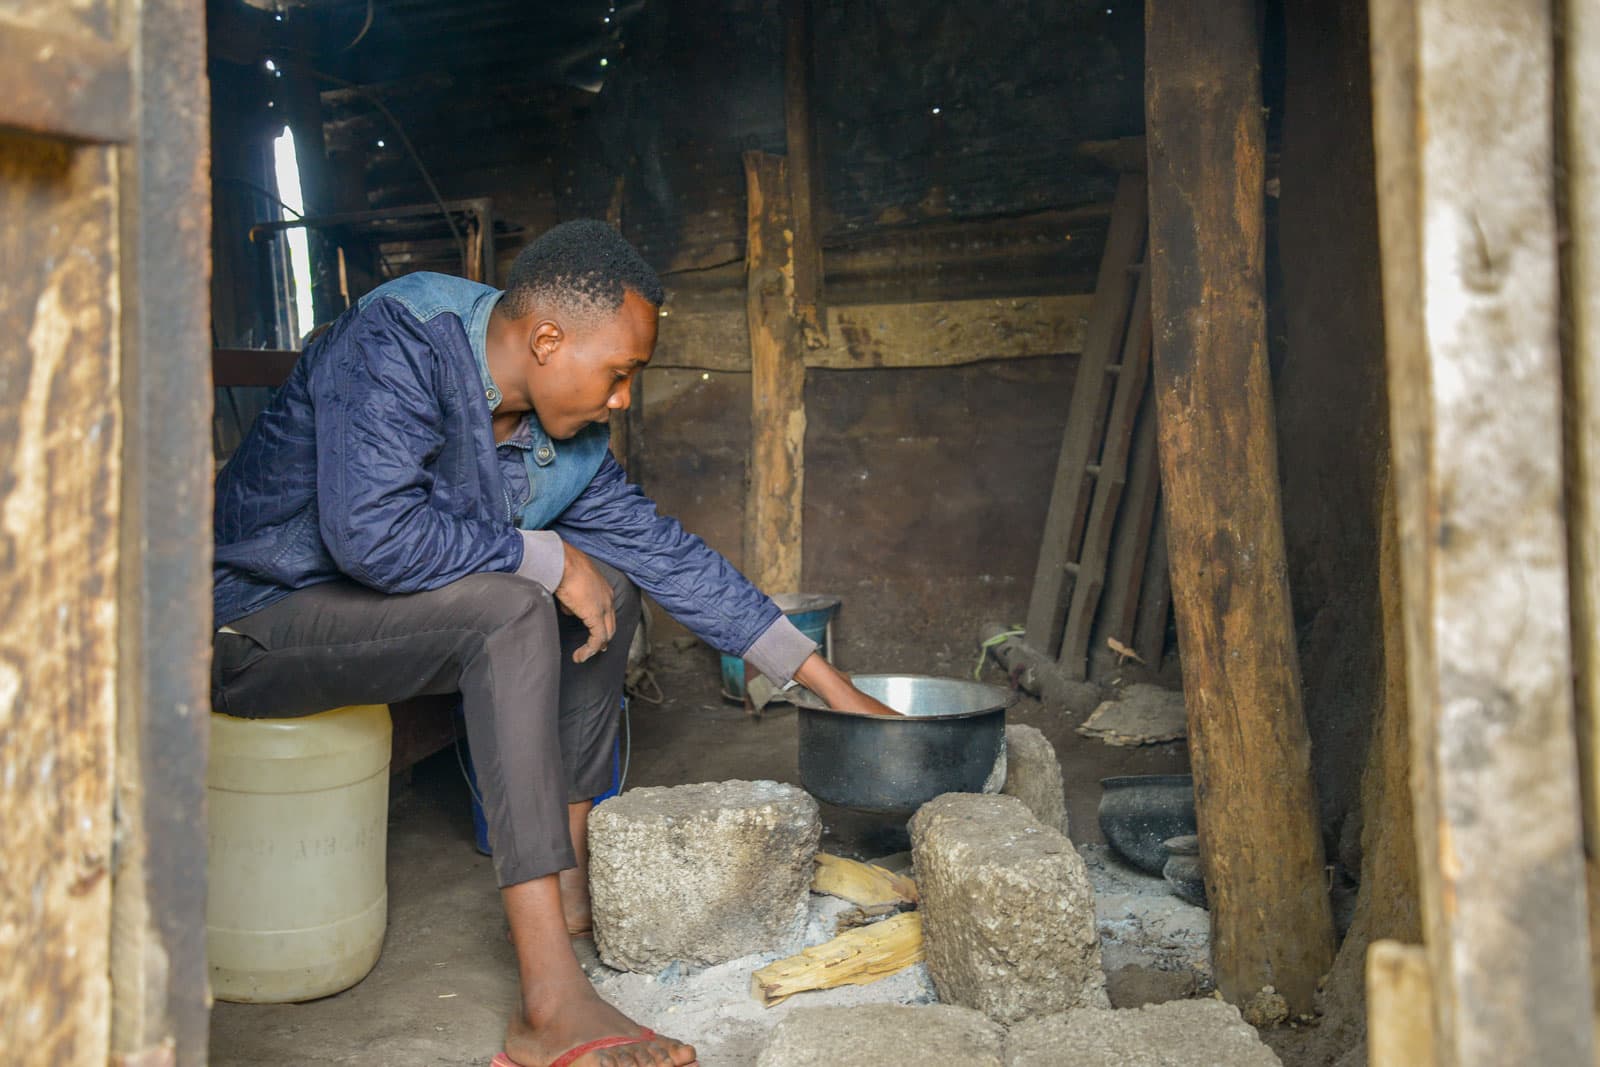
[530, 319, 563, 365]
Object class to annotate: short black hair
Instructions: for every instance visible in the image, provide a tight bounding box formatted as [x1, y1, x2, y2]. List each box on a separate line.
[499, 219, 664, 320]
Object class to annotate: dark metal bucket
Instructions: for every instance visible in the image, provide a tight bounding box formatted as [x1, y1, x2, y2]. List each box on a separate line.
[792, 675, 1013, 815]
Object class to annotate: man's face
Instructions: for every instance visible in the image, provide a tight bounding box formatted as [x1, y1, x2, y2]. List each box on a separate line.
[529, 288, 658, 440]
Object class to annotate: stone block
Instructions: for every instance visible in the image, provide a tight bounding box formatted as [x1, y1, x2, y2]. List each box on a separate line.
[1000, 723, 1069, 834]
[756, 1004, 1004, 1067]
[589, 780, 820, 973]
[910, 792, 1105, 1023]
[1004, 1000, 1282, 1066]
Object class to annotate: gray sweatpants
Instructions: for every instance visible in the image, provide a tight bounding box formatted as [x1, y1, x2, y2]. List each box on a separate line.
[210, 563, 640, 888]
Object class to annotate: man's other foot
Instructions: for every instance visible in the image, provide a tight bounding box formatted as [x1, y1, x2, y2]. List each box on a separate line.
[503, 984, 696, 1067]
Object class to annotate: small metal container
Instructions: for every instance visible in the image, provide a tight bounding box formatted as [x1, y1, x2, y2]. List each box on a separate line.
[792, 674, 1013, 815]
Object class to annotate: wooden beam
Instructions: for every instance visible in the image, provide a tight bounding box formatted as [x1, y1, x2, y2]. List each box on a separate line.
[1370, 0, 1596, 1061]
[1145, 0, 1334, 1013]
[652, 294, 1090, 373]
[783, 0, 825, 343]
[1367, 941, 1435, 1067]
[111, 2, 213, 1058]
[0, 19, 132, 143]
[743, 151, 806, 595]
[1023, 173, 1146, 658]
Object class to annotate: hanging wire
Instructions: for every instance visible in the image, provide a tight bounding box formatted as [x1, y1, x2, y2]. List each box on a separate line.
[341, 0, 375, 51]
[314, 70, 468, 265]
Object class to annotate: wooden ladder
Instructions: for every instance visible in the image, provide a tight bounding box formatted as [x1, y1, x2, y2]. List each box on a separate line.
[1024, 172, 1169, 680]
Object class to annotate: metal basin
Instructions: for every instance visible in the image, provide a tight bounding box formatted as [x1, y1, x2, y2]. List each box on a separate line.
[1097, 774, 1197, 875]
[792, 674, 1013, 815]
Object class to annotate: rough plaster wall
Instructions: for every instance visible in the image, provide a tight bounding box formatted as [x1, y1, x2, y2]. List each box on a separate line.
[636, 358, 1076, 676]
[1275, 0, 1390, 850]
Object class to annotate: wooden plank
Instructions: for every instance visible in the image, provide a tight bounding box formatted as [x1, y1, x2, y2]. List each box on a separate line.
[213, 348, 302, 388]
[650, 294, 1092, 373]
[0, 106, 123, 1067]
[1366, 941, 1435, 1067]
[1145, 0, 1334, 1013]
[1059, 273, 1152, 679]
[1370, 0, 1596, 1060]
[1023, 173, 1147, 658]
[1131, 496, 1171, 669]
[1094, 382, 1161, 664]
[742, 151, 806, 595]
[0, 19, 132, 143]
[110, 0, 213, 1061]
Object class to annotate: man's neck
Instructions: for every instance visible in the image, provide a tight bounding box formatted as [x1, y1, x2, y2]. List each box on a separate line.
[484, 307, 533, 414]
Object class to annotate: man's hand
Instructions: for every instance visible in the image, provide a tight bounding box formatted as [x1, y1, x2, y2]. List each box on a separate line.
[554, 542, 615, 663]
[792, 653, 903, 716]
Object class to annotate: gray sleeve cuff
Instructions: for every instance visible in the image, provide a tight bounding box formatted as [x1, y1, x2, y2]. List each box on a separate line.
[742, 615, 818, 687]
[515, 529, 565, 591]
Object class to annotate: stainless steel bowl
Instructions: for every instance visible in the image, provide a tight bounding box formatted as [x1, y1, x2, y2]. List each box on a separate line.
[792, 674, 1014, 814]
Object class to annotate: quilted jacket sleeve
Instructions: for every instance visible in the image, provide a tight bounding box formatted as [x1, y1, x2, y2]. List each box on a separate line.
[310, 299, 524, 592]
[550, 453, 797, 661]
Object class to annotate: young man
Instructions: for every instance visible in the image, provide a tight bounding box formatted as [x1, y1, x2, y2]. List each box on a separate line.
[212, 220, 894, 1067]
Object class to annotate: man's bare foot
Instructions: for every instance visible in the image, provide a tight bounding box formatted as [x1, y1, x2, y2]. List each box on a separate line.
[558, 867, 592, 937]
[503, 979, 696, 1067]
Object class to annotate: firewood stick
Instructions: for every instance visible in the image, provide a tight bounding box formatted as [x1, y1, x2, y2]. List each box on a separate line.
[810, 853, 918, 906]
[750, 912, 924, 1007]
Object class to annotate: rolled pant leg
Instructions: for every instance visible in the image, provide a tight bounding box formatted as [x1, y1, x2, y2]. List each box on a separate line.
[212, 573, 573, 887]
[555, 558, 641, 802]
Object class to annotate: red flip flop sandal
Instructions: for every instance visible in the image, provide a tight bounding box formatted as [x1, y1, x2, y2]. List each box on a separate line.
[491, 1029, 660, 1067]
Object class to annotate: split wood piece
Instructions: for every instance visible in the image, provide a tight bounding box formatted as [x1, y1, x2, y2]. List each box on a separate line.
[811, 853, 918, 907]
[1146, 0, 1333, 1014]
[1366, 941, 1434, 1067]
[750, 911, 924, 1007]
[1024, 171, 1148, 659]
[742, 150, 806, 595]
[1058, 271, 1153, 680]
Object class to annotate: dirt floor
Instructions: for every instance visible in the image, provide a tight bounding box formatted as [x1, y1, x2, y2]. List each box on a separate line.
[208, 635, 1206, 1066]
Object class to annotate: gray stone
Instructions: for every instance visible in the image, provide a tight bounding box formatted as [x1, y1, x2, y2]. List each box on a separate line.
[1004, 1000, 1283, 1066]
[756, 1004, 1004, 1067]
[588, 780, 820, 973]
[1000, 723, 1069, 834]
[909, 793, 1106, 1023]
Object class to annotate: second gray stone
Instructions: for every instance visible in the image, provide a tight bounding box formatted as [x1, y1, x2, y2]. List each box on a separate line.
[588, 780, 820, 973]
[910, 792, 1106, 1023]
[1000, 723, 1069, 835]
[757, 1004, 1005, 1067]
[1004, 1000, 1283, 1066]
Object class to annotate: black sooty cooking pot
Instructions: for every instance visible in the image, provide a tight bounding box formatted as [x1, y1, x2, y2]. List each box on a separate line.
[792, 674, 1014, 815]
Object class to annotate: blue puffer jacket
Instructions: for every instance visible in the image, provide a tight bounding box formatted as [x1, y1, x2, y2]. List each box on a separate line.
[213, 273, 784, 661]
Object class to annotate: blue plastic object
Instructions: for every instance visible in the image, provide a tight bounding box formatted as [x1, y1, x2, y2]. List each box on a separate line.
[720, 593, 839, 701]
[465, 703, 625, 858]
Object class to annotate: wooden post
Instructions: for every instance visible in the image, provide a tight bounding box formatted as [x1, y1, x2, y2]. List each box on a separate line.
[783, 0, 825, 345]
[1145, 0, 1334, 1012]
[743, 151, 805, 595]
[1370, 0, 1596, 1062]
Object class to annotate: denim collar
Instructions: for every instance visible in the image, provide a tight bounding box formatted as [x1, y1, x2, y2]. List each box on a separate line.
[473, 292, 557, 467]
